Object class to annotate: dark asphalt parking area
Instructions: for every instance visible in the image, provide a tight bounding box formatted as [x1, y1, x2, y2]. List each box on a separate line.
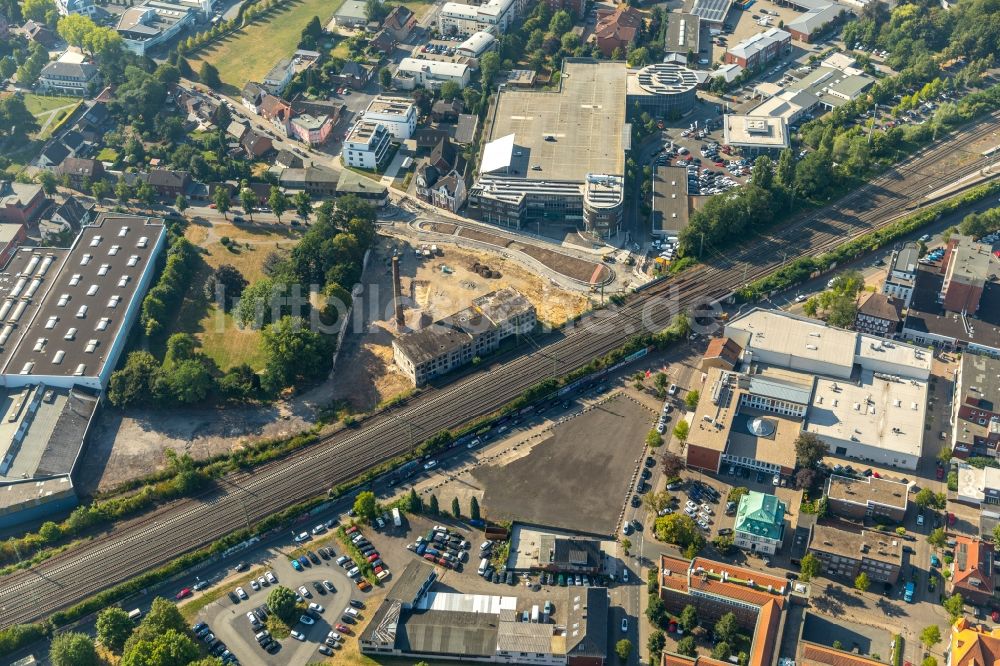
[474, 393, 653, 535]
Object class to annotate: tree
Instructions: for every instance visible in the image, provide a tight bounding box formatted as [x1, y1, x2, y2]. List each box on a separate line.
[922, 658, 938, 666]
[108, 351, 160, 407]
[921, 625, 942, 648]
[685, 390, 700, 410]
[96, 607, 133, 654]
[122, 627, 200, 666]
[643, 491, 673, 515]
[428, 494, 439, 515]
[22, 0, 55, 21]
[673, 420, 690, 445]
[621, 537, 631, 554]
[204, 264, 248, 308]
[260, 316, 330, 392]
[293, 190, 311, 221]
[437, 80, 461, 101]
[379, 66, 392, 90]
[713, 642, 732, 660]
[37, 170, 57, 195]
[794, 432, 829, 468]
[915, 488, 946, 510]
[627, 46, 650, 68]
[58, 14, 97, 49]
[928, 528, 947, 549]
[364, 0, 387, 21]
[353, 490, 379, 521]
[266, 586, 298, 623]
[799, 552, 821, 582]
[174, 194, 188, 213]
[470, 496, 480, 521]
[157, 359, 213, 404]
[240, 187, 257, 219]
[795, 468, 816, 491]
[679, 604, 698, 631]
[854, 571, 870, 592]
[549, 9, 572, 35]
[199, 61, 221, 89]
[943, 593, 964, 621]
[269, 185, 288, 221]
[677, 636, 697, 657]
[646, 429, 663, 447]
[214, 186, 231, 219]
[479, 51, 500, 88]
[407, 489, 422, 513]
[715, 612, 738, 643]
[751, 155, 774, 190]
[49, 631, 98, 666]
[661, 451, 684, 479]
[776, 148, 796, 189]
[615, 639, 633, 661]
[653, 372, 669, 395]
[654, 514, 701, 549]
[648, 629, 666, 663]
[728, 486, 749, 503]
[135, 182, 157, 208]
[451, 497, 461, 518]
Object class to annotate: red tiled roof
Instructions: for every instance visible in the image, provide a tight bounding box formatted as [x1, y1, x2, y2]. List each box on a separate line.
[663, 654, 698, 666]
[660, 555, 691, 592]
[952, 536, 995, 596]
[704, 337, 742, 365]
[594, 4, 643, 42]
[691, 558, 788, 593]
[802, 642, 886, 666]
[749, 600, 782, 666]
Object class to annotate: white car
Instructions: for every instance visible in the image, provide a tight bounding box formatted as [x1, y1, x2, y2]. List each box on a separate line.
[298, 585, 312, 598]
[668, 384, 679, 396]
[235, 587, 248, 600]
[309, 602, 325, 613]
[621, 618, 629, 632]
[686, 500, 698, 510]
[300, 615, 315, 626]
[290, 630, 305, 641]
[311, 524, 327, 535]
[250, 580, 260, 591]
[697, 519, 711, 530]
[328, 631, 342, 642]
[423, 460, 437, 470]
[265, 571, 277, 584]
[294, 532, 310, 543]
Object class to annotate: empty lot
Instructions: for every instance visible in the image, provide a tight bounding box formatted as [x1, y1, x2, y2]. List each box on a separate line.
[474, 393, 653, 535]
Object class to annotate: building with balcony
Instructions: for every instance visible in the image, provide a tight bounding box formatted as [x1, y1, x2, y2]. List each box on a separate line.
[343, 121, 393, 170]
[362, 96, 417, 140]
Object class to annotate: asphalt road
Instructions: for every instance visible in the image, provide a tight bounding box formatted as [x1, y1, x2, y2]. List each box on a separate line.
[0, 113, 997, 629]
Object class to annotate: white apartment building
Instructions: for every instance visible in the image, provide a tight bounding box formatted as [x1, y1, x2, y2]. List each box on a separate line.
[396, 58, 471, 89]
[362, 96, 417, 140]
[342, 121, 392, 170]
[882, 241, 919, 308]
[438, 0, 521, 36]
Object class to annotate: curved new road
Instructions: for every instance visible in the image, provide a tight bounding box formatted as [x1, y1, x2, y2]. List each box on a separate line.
[0, 113, 998, 628]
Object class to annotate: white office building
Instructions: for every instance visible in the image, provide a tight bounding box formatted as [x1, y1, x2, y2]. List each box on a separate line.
[396, 58, 471, 89]
[438, 0, 521, 36]
[362, 97, 417, 140]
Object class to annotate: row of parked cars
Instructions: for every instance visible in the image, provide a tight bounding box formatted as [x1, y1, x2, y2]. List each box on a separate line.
[346, 525, 391, 584]
[290, 545, 336, 572]
[192, 621, 240, 663]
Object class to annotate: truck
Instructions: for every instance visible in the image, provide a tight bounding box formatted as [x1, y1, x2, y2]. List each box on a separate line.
[392, 507, 401, 528]
[904, 581, 915, 603]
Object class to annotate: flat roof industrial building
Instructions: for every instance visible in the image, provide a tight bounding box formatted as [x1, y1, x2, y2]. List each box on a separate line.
[691, 0, 733, 24]
[723, 115, 789, 153]
[651, 165, 690, 236]
[470, 59, 629, 237]
[665, 12, 700, 54]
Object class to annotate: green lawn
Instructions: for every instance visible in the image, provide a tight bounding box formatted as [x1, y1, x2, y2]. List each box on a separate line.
[187, 0, 346, 91]
[21, 93, 78, 116]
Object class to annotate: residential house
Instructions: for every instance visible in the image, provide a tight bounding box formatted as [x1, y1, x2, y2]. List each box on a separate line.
[363, 96, 417, 140]
[23, 20, 56, 47]
[37, 61, 101, 96]
[938, 234, 991, 316]
[262, 58, 295, 96]
[807, 523, 903, 584]
[278, 166, 340, 197]
[0, 181, 47, 225]
[882, 242, 919, 308]
[949, 536, 995, 607]
[593, 4, 643, 57]
[734, 491, 786, 556]
[335, 61, 374, 90]
[431, 98, 463, 123]
[56, 157, 105, 190]
[60, 130, 88, 157]
[72, 101, 111, 142]
[241, 131, 273, 158]
[145, 169, 191, 197]
[952, 353, 1000, 459]
[258, 94, 294, 131]
[854, 292, 903, 338]
[455, 113, 478, 145]
[38, 143, 71, 170]
[415, 138, 467, 213]
[41, 195, 94, 241]
[950, 619, 1000, 666]
[289, 113, 335, 146]
[275, 150, 303, 169]
[241, 82, 265, 112]
[383, 5, 415, 41]
[369, 29, 397, 54]
[226, 120, 250, 142]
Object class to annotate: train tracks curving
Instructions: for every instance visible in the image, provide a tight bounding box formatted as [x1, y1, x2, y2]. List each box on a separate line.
[0, 113, 997, 628]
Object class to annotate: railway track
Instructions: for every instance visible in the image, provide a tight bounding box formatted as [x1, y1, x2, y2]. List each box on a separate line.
[0, 113, 997, 628]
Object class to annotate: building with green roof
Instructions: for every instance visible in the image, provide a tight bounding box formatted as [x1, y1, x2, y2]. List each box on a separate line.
[734, 491, 787, 556]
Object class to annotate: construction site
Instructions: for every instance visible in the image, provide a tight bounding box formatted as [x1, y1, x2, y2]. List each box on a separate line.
[330, 234, 595, 410]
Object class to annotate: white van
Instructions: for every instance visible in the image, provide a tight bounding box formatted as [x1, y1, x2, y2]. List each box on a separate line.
[478, 558, 490, 576]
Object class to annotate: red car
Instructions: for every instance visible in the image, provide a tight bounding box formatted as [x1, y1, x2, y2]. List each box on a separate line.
[336, 623, 352, 634]
[992, 610, 1000, 623]
[345, 525, 358, 535]
[175, 588, 192, 600]
[366, 553, 380, 563]
[948, 512, 956, 526]
[936, 467, 945, 480]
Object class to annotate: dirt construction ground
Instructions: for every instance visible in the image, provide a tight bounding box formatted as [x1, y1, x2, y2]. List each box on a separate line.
[330, 235, 595, 411]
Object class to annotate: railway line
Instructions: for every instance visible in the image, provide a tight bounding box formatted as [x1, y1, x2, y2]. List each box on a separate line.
[0, 113, 997, 628]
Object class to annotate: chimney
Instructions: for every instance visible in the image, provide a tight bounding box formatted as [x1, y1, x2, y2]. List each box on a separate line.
[392, 255, 405, 331]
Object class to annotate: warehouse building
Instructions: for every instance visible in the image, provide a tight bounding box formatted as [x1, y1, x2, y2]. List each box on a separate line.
[393, 288, 536, 386]
[664, 12, 700, 55]
[457, 31, 497, 58]
[691, 0, 733, 25]
[650, 165, 689, 237]
[626, 63, 700, 119]
[469, 60, 628, 237]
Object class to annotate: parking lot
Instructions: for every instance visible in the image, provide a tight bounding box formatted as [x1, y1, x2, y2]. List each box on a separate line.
[411, 35, 467, 62]
[474, 393, 655, 536]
